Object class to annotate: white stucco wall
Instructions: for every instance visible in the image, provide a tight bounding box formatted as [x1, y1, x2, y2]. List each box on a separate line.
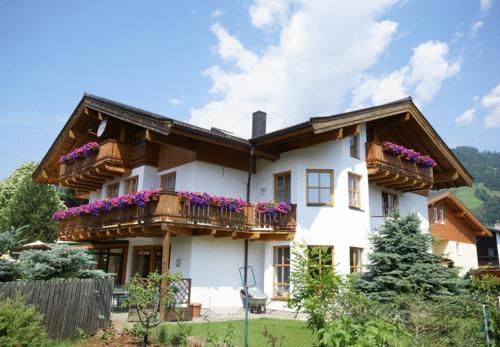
[434, 240, 479, 275]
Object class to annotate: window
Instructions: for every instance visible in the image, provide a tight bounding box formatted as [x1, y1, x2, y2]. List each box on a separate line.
[350, 247, 363, 273]
[306, 169, 334, 206]
[161, 172, 176, 191]
[433, 202, 445, 224]
[348, 173, 361, 209]
[350, 134, 360, 158]
[274, 172, 291, 202]
[382, 192, 398, 216]
[106, 183, 119, 198]
[126, 176, 138, 194]
[132, 245, 169, 278]
[308, 246, 334, 277]
[89, 247, 126, 286]
[273, 246, 290, 298]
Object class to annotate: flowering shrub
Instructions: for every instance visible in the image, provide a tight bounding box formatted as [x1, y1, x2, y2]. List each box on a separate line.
[382, 141, 437, 168]
[53, 189, 161, 221]
[177, 191, 247, 213]
[256, 201, 292, 215]
[59, 141, 99, 164]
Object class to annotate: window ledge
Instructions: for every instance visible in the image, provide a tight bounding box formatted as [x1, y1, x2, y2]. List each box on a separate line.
[307, 204, 334, 207]
[349, 206, 364, 212]
[272, 296, 289, 301]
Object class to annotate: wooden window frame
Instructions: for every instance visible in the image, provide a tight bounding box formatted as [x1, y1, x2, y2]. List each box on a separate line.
[125, 176, 138, 194]
[106, 182, 120, 198]
[274, 171, 291, 203]
[160, 171, 177, 191]
[348, 173, 362, 209]
[382, 192, 398, 216]
[438, 202, 445, 224]
[350, 134, 360, 159]
[349, 247, 363, 273]
[306, 169, 334, 207]
[131, 245, 171, 279]
[273, 246, 290, 300]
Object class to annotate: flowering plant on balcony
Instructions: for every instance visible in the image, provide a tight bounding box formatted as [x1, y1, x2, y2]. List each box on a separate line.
[53, 188, 161, 221]
[382, 141, 437, 168]
[177, 191, 247, 213]
[59, 141, 99, 164]
[255, 201, 292, 215]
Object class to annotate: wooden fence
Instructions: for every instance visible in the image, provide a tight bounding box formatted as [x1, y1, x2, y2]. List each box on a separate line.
[0, 277, 114, 340]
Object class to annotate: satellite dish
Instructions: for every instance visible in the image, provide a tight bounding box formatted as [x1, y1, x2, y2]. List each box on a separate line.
[96, 118, 108, 137]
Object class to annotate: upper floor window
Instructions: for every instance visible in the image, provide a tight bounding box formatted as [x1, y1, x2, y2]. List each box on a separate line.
[308, 246, 334, 277]
[274, 171, 291, 203]
[126, 176, 138, 194]
[106, 183, 119, 198]
[382, 192, 398, 216]
[348, 173, 361, 209]
[273, 246, 290, 299]
[350, 247, 363, 273]
[161, 172, 176, 191]
[433, 202, 445, 224]
[350, 134, 360, 158]
[306, 169, 334, 206]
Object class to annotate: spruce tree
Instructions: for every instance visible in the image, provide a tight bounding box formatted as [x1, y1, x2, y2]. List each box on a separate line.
[356, 213, 464, 302]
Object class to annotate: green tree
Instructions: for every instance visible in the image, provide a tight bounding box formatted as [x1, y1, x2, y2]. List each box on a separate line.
[0, 162, 65, 242]
[124, 271, 182, 347]
[18, 244, 106, 280]
[356, 213, 465, 302]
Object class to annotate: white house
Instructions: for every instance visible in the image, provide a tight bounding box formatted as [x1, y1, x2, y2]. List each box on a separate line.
[33, 94, 473, 312]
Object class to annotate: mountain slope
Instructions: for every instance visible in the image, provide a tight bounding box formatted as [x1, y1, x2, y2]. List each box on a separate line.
[450, 146, 500, 227]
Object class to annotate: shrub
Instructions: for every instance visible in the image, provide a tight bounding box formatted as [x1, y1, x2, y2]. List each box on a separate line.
[0, 294, 48, 346]
[18, 244, 106, 280]
[0, 259, 19, 282]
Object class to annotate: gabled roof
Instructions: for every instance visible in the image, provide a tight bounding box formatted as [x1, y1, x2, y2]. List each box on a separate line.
[428, 192, 492, 237]
[33, 94, 473, 189]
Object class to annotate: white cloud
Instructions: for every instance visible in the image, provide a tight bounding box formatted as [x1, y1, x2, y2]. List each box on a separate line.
[168, 98, 183, 106]
[211, 9, 224, 19]
[190, 0, 400, 137]
[480, 0, 492, 12]
[351, 41, 460, 108]
[469, 20, 484, 37]
[482, 83, 500, 127]
[455, 108, 476, 125]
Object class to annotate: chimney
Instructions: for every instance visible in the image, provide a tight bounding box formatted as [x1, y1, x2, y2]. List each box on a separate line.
[252, 111, 267, 138]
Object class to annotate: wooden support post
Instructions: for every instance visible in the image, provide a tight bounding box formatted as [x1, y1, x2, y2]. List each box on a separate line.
[159, 229, 171, 320]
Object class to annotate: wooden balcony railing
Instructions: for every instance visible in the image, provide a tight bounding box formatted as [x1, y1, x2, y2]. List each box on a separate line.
[366, 142, 434, 191]
[58, 191, 297, 241]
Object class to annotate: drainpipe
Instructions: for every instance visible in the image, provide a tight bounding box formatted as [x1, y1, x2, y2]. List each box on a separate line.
[243, 145, 254, 347]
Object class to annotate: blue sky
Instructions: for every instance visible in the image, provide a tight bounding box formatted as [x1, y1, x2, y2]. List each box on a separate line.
[0, 0, 499, 179]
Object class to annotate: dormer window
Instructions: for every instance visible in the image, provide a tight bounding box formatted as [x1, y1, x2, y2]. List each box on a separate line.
[433, 202, 445, 224]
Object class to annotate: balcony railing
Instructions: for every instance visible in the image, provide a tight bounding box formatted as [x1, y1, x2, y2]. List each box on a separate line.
[366, 142, 434, 191]
[58, 191, 297, 240]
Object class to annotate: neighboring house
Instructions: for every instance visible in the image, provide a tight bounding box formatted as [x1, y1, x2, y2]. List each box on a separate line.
[33, 94, 472, 310]
[477, 224, 500, 268]
[428, 192, 492, 274]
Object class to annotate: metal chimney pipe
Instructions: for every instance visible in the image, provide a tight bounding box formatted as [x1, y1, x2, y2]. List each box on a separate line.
[252, 111, 267, 138]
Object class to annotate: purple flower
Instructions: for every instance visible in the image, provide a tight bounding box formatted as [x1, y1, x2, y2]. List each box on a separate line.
[382, 141, 436, 168]
[59, 141, 99, 164]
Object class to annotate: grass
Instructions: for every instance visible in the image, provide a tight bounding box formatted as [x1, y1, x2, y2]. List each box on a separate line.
[162, 318, 316, 347]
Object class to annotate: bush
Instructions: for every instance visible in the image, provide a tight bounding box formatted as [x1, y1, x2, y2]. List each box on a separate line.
[0, 294, 48, 346]
[18, 244, 106, 280]
[0, 259, 19, 282]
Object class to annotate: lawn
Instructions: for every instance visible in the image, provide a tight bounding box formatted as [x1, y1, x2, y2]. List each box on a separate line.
[165, 318, 316, 347]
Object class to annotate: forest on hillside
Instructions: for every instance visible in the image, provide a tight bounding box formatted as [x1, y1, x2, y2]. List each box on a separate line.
[451, 146, 500, 227]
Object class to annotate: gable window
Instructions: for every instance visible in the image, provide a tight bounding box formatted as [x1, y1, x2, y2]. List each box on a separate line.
[306, 169, 334, 206]
[106, 183, 120, 198]
[273, 246, 290, 299]
[350, 247, 363, 273]
[350, 134, 360, 158]
[126, 176, 138, 194]
[161, 172, 176, 191]
[348, 173, 361, 209]
[382, 192, 398, 216]
[308, 246, 334, 277]
[433, 202, 445, 224]
[274, 171, 291, 203]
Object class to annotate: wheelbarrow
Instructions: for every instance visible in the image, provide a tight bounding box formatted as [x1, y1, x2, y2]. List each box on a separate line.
[239, 266, 268, 314]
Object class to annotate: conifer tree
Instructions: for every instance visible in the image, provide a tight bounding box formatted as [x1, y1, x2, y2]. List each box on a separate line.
[356, 213, 464, 302]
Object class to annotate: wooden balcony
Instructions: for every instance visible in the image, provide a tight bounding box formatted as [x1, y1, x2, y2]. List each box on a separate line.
[59, 139, 159, 191]
[58, 191, 297, 242]
[366, 142, 434, 192]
